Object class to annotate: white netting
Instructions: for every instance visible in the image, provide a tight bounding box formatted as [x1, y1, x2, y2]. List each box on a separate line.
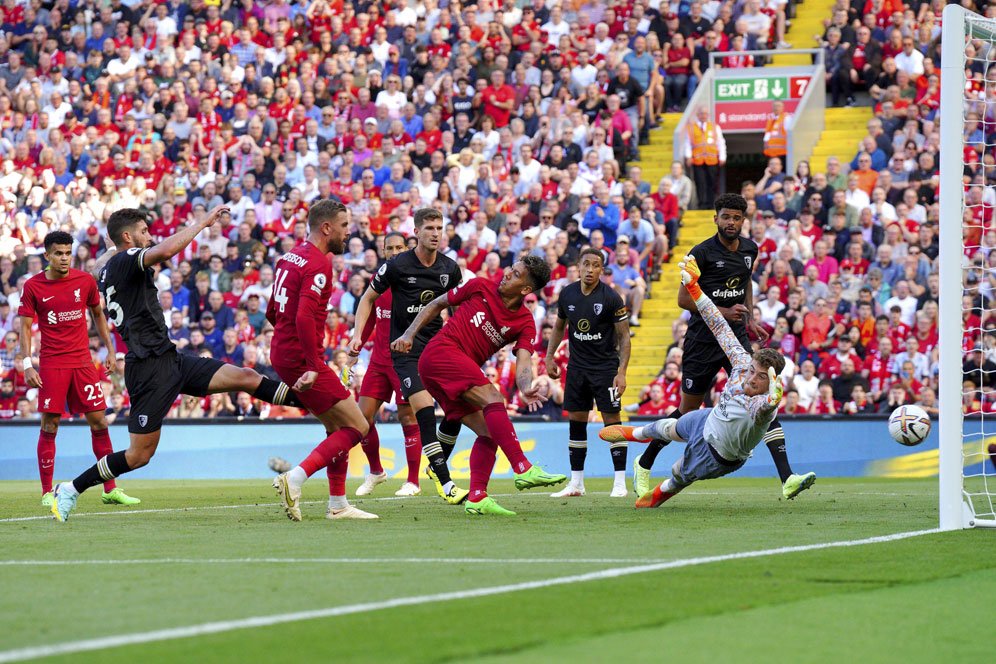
[958, 12, 996, 524]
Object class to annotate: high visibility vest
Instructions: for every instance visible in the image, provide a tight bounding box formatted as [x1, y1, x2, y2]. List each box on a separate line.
[764, 113, 788, 157]
[689, 123, 719, 166]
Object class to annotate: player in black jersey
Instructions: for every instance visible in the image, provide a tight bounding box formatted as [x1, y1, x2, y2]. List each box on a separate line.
[634, 194, 816, 501]
[545, 248, 632, 498]
[51, 207, 307, 522]
[349, 207, 469, 505]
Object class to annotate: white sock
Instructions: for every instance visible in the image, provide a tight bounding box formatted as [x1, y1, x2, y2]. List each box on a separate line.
[632, 425, 647, 440]
[613, 470, 626, 486]
[442, 480, 454, 495]
[60, 482, 78, 497]
[288, 466, 307, 489]
[328, 495, 348, 510]
[571, 471, 584, 486]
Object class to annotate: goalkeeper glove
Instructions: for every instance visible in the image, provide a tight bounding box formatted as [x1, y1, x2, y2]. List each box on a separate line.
[767, 366, 784, 406]
[678, 255, 703, 300]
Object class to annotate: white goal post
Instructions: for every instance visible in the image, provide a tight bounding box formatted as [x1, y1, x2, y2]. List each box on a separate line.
[940, 4, 996, 529]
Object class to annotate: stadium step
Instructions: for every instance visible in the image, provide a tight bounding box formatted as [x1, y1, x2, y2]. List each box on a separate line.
[806, 107, 874, 169]
[771, 0, 838, 66]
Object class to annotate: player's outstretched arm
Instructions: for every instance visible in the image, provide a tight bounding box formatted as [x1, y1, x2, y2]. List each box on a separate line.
[679, 255, 751, 371]
[390, 293, 449, 353]
[142, 205, 229, 269]
[746, 366, 784, 421]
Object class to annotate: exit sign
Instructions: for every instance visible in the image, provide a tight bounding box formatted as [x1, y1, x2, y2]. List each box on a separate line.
[713, 73, 813, 131]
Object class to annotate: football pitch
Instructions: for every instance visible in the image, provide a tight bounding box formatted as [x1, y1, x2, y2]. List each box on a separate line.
[0, 478, 991, 663]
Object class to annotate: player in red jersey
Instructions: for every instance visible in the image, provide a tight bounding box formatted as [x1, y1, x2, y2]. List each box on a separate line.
[349, 232, 423, 497]
[17, 231, 140, 508]
[270, 200, 377, 521]
[392, 256, 567, 516]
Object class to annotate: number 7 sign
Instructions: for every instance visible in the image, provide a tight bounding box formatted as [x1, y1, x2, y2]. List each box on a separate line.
[790, 77, 810, 98]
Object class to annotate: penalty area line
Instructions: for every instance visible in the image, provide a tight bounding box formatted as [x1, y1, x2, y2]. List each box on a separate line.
[0, 528, 941, 663]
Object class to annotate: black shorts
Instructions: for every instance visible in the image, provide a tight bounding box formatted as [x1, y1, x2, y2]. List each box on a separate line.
[124, 350, 223, 434]
[392, 353, 425, 400]
[564, 367, 621, 414]
[680, 332, 752, 396]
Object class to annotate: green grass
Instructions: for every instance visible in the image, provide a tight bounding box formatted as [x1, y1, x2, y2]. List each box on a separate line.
[0, 477, 991, 663]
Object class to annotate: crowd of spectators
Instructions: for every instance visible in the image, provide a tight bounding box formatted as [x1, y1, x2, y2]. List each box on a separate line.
[0, 0, 982, 424]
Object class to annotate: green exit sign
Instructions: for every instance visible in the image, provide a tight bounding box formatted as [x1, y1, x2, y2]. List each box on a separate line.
[715, 77, 790, 101]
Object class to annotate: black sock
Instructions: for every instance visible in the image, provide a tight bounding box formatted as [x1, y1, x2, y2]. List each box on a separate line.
[416, 406, 451, 485]
[603, 418, 627, 471]
[568, 419, 587, 472]
[639, 408, 683, 470]
[437, 418, 462, 461]
[765, 419, 794, 483]
[72, 450, 131, 494]
[253, 377, 305, 408]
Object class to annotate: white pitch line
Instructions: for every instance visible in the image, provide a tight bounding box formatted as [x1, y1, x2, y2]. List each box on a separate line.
[0, 528, 941, 663]
[0, 557, 660, 566]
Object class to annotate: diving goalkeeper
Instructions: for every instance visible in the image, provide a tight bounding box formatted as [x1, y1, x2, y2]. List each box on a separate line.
[600, 255, 785, 508]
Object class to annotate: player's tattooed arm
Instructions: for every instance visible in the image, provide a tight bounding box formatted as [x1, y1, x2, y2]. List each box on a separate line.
[390, 293, 450, 353]
[544, 316, 567, 378]
[515, 348, 546, 409]
[613, 319, 631, 397]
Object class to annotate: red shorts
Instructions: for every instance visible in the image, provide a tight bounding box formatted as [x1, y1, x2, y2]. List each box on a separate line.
[272, 362, 350, 416]
[418, 348, 489, 422]
[358, 359, 406, 405]
[38, 364, 105, 415]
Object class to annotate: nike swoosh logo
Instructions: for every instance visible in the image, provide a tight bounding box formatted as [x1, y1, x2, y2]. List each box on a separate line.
[42, 296, 54, 302]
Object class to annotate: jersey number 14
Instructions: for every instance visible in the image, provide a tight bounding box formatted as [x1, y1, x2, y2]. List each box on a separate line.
[273, 268, 290, 313]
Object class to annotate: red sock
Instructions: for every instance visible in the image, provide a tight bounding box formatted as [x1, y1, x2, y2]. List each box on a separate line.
[402, 423, 422, 484]
[361, 424, 384, 474]
[91, 428, 117, 493]
[468, 436, 497, 502]
[37, 430, 56, 494]
[482, 402, 531, 474]
[299, 427, 363, 477]
[326, 453, 348, 496]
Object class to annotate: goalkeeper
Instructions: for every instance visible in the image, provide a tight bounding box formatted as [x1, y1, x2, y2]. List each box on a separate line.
[600, 255, 785, 508]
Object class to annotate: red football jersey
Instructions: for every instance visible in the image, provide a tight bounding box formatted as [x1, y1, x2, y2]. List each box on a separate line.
[432, 278, 535, 365]
[18, 269, 100, 368]
[267, 241, 333, 372]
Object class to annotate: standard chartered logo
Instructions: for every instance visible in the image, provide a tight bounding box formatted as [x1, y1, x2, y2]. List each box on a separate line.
[47, 311, 57, 325]
[471, 311, 486, 327]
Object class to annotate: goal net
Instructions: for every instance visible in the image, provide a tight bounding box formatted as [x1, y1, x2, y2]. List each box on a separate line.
[940, 4, 996, 529]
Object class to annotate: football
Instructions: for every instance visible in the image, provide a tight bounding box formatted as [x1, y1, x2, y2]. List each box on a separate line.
[888, 405, 932, 446]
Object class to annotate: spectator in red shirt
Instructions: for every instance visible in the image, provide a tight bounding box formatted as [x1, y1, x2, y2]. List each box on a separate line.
[638, 383, 671, 416]
[810, 380, 841, 414]
[482, 70, 516, 128]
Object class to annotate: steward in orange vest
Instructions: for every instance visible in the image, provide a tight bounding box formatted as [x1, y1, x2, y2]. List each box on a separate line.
[763, 101, 788, 158]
